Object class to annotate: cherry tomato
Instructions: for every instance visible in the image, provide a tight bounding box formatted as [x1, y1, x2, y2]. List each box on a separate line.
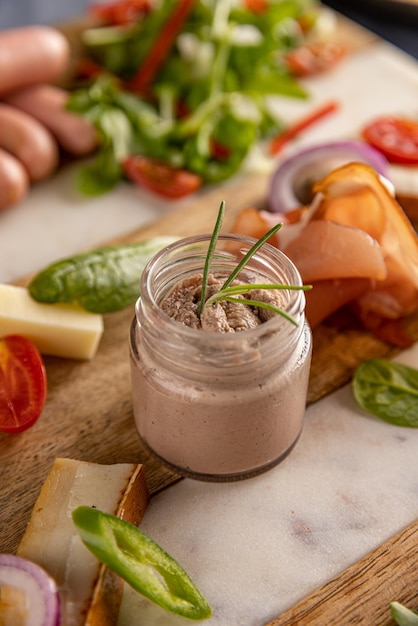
[0, 335, 47, 433]
[284, 41, 346, 78]
[362, 116, 418, 165]
[123, 155, 202, 199]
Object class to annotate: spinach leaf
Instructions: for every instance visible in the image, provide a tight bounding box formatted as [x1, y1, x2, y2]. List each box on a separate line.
[391, 602, 418, 626]
[352, 358, 418, 427]
[28, 238, 178, 314]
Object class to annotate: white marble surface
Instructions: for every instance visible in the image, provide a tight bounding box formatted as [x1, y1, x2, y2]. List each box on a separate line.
[118, 344, 418, 626]
[1, 41, 418, 285]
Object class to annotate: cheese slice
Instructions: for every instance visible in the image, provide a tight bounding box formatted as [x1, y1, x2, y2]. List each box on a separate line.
[0, 284, 103, 359]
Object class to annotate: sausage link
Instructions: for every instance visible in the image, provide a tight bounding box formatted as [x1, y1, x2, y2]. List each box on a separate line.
[0, 104, 59, 181]
[5, 85, 98, 156]
[0, 26, 70, 96]
[0, 148, 29, 211]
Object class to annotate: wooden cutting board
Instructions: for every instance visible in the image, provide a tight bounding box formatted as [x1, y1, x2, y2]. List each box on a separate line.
[1, 12, 417, 624]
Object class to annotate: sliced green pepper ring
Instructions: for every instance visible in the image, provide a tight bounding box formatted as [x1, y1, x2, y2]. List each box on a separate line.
[72, 506, 212, 620]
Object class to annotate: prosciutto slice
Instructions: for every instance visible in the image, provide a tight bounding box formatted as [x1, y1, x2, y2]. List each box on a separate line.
[231, 163, 418, 333]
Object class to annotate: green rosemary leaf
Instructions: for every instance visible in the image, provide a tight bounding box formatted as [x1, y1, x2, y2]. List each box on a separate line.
[220, 296, 299, 326]
[221, 222, 283, 290]
[199, 200, 225, 316]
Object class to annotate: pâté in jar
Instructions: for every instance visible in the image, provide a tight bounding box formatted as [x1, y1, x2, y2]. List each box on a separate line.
[129, 206, 312, 481]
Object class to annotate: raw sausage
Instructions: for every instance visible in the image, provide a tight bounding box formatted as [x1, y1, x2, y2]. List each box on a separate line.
[5, 85, 98, 156]
[0, 26, 70, 96]
[0, 104, 59, 181]
[0, 148, 29, 211]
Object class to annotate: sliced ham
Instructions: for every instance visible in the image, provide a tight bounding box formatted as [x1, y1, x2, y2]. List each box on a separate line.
[231, 163, 418, 336]
[312, 163, 418, 319]
[282, 220, 387, 283]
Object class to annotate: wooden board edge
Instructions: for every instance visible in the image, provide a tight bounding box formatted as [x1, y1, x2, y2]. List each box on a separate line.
[266, 518, 418, 625]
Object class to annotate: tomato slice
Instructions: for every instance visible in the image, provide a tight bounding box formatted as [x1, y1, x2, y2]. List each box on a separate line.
[284, 41, 346, 78]
[0, 335, 47, 433]
[362, 116, 418, 165]
[123, 155, 202, 199]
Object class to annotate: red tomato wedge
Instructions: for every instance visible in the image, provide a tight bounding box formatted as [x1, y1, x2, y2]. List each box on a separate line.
[123, 155, 202, 199]
[0, 335, 47, 433]
[362, 116, 418, 165]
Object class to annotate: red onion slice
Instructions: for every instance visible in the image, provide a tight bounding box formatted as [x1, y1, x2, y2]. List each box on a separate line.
[0, 554, 60, 626]
[268, 140, 390, 214]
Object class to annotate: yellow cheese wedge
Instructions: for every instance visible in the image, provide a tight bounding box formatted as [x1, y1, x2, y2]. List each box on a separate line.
[0, 284, 103, 359]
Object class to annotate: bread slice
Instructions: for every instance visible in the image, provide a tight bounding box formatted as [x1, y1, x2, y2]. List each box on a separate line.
[17, 458, 149, 626]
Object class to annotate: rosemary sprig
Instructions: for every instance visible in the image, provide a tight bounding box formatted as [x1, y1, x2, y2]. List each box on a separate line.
[198, 200, 312, 324]
[205, 284, 312, 326]
[198, 199, 226, 317]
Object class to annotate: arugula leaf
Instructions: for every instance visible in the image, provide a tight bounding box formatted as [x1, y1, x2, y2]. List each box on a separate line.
[28, 238, 178, 314]
[352, 358, 418, 427]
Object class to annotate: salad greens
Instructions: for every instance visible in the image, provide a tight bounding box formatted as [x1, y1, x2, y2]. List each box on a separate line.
[352, 358, 418, 427]
[72, 505, 212, 620]
[28, 237, 178, 313]
[68, 0, 317, 195]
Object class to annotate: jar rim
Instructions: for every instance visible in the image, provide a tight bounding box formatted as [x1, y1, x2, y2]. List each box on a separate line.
[136, 232, 306, 345]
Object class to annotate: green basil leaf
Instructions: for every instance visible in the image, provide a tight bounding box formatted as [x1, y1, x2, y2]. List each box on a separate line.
[352, 358, 418, 427]
[28, 238, 178, 314]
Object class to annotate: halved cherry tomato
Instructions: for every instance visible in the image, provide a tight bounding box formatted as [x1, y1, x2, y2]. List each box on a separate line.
[123, 155, 202, 199]
[362, 116, 418, 165]
[0, 335, 47, 433]
[284, 41, 346, 78]
[89, 0, 151, 26]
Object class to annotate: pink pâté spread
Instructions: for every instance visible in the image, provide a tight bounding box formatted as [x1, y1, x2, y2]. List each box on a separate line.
[129, 235, 312, 481]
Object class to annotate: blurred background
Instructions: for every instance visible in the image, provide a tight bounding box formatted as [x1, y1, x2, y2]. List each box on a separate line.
[0, 0, 417, 59]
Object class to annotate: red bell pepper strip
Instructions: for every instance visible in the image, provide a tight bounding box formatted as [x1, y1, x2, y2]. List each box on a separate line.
[129, 0, 195, 94]
[269, 100, 339, 156]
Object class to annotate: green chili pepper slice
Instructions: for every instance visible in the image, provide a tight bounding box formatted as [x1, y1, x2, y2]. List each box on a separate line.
[72, 506, 212, 620]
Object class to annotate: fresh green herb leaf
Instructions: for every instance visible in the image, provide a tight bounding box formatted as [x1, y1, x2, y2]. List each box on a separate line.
[352, 358, 418, 427]
[221, 221, 283, 289]
[198, 201, 311, 324]
[205, 283, 312, 326]
[28, 237, 178, 314]
[391, 602, 418, 626]
[72, 506, 212, 621]
[199, 200, 225, 316]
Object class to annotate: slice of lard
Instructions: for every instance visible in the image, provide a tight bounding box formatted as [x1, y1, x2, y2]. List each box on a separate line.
[17, 458, 149, 626]
[0, 284, 103, 359]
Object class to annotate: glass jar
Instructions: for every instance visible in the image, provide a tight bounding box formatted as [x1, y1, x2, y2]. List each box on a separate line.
[129, 234, 312, 482]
